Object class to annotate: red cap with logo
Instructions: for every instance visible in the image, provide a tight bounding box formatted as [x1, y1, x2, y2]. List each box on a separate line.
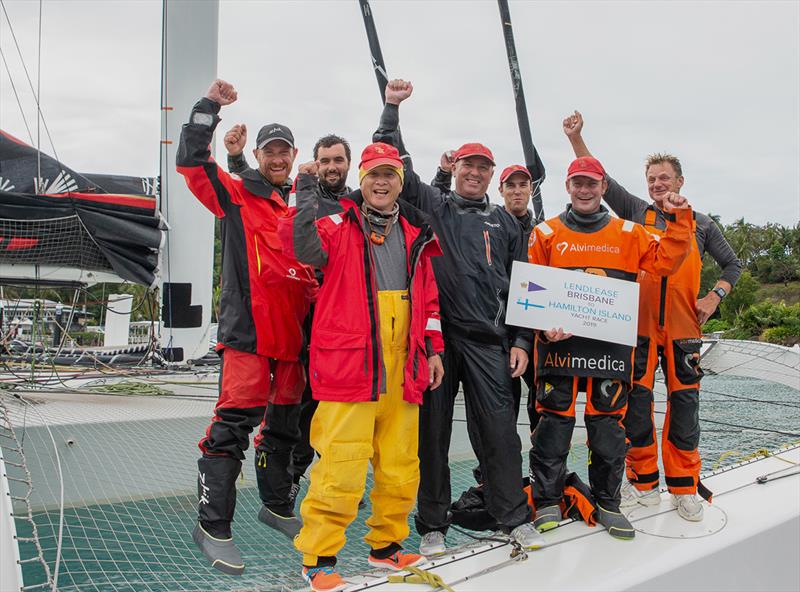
[566, 156, 606, 181]
[359, 142, 403, 171]
[499, 164, 532, 185]
[452, 142, 495, 165]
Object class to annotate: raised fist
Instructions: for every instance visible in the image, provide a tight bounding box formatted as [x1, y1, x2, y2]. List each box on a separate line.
[385, 79, 413, 105]
[298, 161, 319, 176]
[439, 150, 455, 173]
[562, 110, 584, 138]
[224, 124, 247, 155]
[662, 191, 690, 212]
[206, 79, 238, 106]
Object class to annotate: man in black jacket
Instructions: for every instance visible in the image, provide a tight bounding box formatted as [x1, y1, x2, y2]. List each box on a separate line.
[374, 79, 544, 555]
[432, 162, 539, 429]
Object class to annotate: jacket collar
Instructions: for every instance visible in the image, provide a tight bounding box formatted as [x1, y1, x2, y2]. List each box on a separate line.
[451, 191, 489, 211]
[240, 168, 291, 202]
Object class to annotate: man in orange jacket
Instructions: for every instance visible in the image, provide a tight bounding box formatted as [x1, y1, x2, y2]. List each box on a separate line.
[563, 111, 742, 521]
[527, 156, 693, 539]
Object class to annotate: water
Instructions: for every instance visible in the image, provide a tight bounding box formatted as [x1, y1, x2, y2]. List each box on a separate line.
[10, 375, 800, 592]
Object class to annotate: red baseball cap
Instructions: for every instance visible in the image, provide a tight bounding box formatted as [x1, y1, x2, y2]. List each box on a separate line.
[566, 156, 606, 181]
[499, 164, 532, 185]
[452, 142, 495, 165]
[359, 142, 403, 171]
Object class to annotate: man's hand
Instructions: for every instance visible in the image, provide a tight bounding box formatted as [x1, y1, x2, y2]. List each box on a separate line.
[224, 124, 247, 156]
[510, 346, 529, 378]
[563, 110, 584, 138]
[696, 292, 721, 325]
[661, 192, 690, 212]
[543, 328, 573, 342]
[428, 355, 444, 390]
[298, 161, 319, 176]
[206, 79, 238, 106]
[439, 150, 455, 173]
[385, 79, 413, 105]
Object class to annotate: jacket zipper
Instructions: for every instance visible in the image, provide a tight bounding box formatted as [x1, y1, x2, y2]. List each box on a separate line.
[483, 230, 492, 266]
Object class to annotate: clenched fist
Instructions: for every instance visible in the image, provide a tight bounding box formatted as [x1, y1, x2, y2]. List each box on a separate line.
[206, 79, 238, 106]
[562, 110, 584, 138]
[224, 124, 247, 156]
[385, 79, 413, 106]
[661, 191, 690, 212]
[298, 161, 319, 176]
[440, 150, 455, 173]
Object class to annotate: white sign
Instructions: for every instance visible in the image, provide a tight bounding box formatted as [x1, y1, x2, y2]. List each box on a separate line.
[506, 262, 640, 346]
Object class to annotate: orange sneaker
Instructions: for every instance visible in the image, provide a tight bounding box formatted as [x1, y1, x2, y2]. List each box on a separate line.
[301, 565, 347, 592]
[367, 548, 425, 571]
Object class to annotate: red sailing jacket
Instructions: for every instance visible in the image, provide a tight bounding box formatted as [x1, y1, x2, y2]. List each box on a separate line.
[279, 174, 444, 403]
[176, 98, 317, 361]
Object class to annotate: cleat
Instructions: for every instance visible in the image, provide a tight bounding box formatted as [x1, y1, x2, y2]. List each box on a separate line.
[672, 494, 704, 521]
[368, 549, 426, 571]
[258, 505, 302, 540]
[533, 504, 562, 532]
[302, 565, 347, 592]
[620, 480, 661, 509]
[419, 531, 447, 556]
[192, 522, 245, 575]
[596, 504, 635, 540]
[509, 521, 547, 549]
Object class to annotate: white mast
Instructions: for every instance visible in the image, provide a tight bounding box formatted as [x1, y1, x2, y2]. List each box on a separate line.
[158, 0, 219, 363]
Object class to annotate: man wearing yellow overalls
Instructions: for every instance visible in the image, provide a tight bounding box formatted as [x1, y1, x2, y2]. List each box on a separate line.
[563, 112, 742, 521]
[280, 142, 445, 592]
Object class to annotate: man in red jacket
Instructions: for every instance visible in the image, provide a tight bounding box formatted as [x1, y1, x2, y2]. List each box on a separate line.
[279, 142, 444, 592]
[177, 79, 317, 575]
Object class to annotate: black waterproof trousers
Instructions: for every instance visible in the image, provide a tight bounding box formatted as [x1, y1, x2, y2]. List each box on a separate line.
[415, 337, 530, 535]
[530, 376, 628, 511]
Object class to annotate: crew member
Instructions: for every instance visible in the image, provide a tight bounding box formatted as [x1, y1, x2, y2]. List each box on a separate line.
[430, 160, 539, 428]
[528, 155, 693, 539]
[563, 111, 742, 521]
[224, 126, 353, 505]
[280, 142, 444, 592]
[374, 79, 544, 555]
[177, 79, 316, 574]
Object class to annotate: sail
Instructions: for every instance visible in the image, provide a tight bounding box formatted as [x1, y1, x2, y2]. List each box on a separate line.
[0, 130, 165, 287]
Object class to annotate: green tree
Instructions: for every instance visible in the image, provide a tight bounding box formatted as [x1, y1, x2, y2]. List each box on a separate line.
[720, 271, 759, 325]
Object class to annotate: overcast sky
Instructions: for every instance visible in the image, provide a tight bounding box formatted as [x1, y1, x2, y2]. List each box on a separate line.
[1, 0, 798, 225]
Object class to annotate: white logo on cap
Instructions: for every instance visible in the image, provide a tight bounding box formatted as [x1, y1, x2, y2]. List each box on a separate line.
[269, 127, 284, 134]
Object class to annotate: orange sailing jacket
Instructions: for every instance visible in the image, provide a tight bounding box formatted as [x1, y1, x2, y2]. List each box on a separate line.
[527, 206, 693, 383]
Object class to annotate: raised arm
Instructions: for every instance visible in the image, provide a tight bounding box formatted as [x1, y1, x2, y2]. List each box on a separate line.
[176, 79, 241, 217]
[430, 151, 454, 194]
[372, 79, 446, 214]
[223, 124, 254, 174]
[636, 192, 693, 276]
[278, 165, 329, 269]
[563, 110, 649, 221]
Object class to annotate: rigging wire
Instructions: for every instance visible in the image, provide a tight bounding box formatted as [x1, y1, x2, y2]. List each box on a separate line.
[0, 0, 61, 170]
[0, 45, 34, 144]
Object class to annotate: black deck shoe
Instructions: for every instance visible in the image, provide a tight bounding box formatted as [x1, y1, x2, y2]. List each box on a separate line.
[258, 505, 303, 540]
[596, 504, 636, 540]
[192, 522, 245, 575]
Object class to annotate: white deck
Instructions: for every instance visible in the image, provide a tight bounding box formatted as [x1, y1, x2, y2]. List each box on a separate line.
[338, 445, 800, 592]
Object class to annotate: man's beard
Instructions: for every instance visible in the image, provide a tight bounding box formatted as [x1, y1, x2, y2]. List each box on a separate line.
[320, 173, 347, 194]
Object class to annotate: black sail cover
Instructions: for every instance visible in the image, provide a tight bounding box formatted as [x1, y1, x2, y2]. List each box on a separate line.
[0, 130, 165, 287]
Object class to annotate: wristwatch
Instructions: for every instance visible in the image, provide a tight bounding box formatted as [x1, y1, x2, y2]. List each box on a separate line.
[712, 286, 727, 300]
